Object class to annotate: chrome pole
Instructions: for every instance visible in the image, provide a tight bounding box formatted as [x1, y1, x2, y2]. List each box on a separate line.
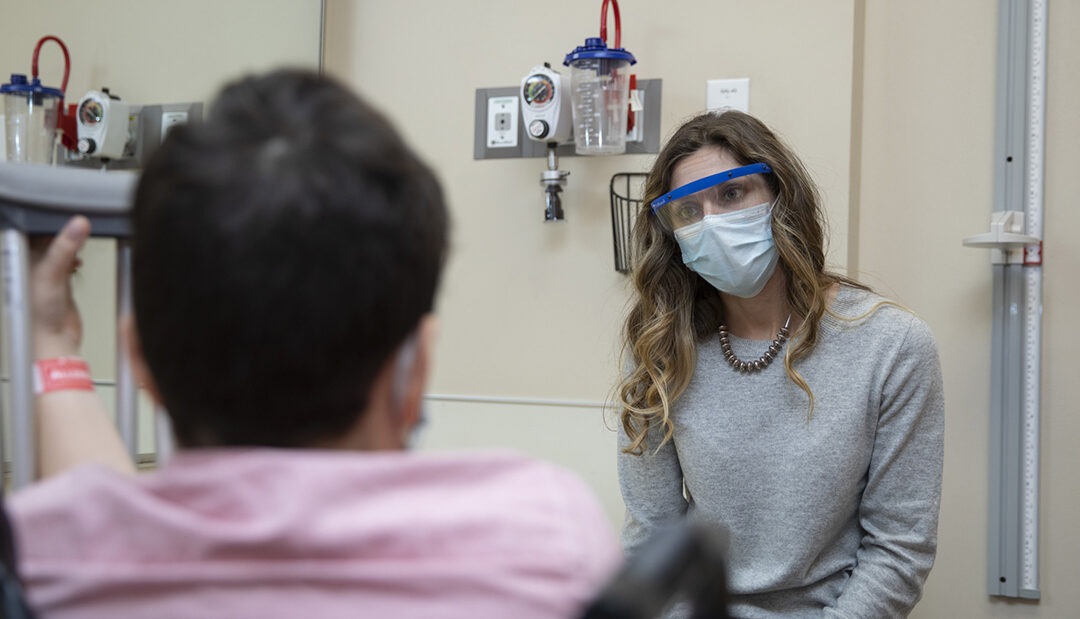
[2, 229, 37, 488]
[116, 238, 137, 458]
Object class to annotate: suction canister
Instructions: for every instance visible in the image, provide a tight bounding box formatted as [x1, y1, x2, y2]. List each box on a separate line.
[2, 74, 63, 164]
[2, 36, 72, 164]
[563, 0, 635, 155]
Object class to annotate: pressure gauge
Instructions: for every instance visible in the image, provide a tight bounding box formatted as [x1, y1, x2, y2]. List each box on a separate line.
[79, 98, 104, 125]
[522, 74, 555, 107]
[519, 65, 572, 144]
[76, 89, 137, 159]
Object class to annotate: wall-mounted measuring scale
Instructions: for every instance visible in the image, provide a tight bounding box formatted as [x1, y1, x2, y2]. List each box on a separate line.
[963, 0, 1046, 599]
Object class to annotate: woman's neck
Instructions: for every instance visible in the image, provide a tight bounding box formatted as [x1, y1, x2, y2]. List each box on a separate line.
[719, 268, 792, 340]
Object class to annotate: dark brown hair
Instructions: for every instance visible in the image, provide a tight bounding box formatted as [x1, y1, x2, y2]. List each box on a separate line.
[133, 69, 449, 447]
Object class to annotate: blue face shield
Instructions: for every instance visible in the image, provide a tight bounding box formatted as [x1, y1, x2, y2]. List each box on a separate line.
[650, 163, 772, 232]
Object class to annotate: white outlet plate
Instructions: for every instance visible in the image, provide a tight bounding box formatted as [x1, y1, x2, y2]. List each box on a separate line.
[160, 111, 189, 141]
[707, 78, 750, 113]
[486, 96, 518, 148]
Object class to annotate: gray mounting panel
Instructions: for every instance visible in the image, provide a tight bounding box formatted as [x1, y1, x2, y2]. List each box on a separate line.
[474, 78, 662, 160]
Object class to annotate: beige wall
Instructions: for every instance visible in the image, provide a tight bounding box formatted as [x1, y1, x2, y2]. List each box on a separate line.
[859, 1, 1080, 617]
[0, 0, 322, 453]
[0, 0, 322, 105]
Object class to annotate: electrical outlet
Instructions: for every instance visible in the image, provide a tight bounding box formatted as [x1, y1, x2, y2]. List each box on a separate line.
[160, 111, 189, 141]
[486, 96, 518, 148]
[706, 78, 750, 113]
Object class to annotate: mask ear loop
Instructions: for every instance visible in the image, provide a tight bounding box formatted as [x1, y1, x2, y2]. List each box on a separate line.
[392, 332, 419, 410]
[392, 330, 426, 448]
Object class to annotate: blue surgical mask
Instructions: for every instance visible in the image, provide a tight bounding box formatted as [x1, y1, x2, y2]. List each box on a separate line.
[673, 200, 779, 298]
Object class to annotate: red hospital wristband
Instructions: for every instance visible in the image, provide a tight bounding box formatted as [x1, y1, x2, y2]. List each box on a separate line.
[33, 357, 94, 395]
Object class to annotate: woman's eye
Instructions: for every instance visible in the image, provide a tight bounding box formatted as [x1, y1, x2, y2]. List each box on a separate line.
[676, 203, 702, 221]
[722, 185, 744, 201]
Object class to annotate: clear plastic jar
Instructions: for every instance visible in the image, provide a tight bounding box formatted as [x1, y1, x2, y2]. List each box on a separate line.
[564, 38, 635, 156]
[2, 74, 62, 165]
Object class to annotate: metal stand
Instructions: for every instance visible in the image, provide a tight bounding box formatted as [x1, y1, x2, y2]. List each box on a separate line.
[0, 161, 149, 489]
[1, 230, 36, 490]
[115, 239, 137, 458]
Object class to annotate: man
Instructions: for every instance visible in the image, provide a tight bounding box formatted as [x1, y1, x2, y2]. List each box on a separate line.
[9, 69, 620, 618]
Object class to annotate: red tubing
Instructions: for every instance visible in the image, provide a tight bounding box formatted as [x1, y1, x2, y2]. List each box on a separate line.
[600, 0, 622, 49]
[32, 35, 71, 96]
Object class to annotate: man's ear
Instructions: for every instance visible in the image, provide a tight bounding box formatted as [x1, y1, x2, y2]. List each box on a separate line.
[119, 314, 163, 407]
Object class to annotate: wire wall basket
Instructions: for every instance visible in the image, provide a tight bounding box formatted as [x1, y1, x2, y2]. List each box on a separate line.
[609, 172, 648, 273]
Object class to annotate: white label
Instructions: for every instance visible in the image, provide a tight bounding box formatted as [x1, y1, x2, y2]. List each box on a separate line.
[707, 78, 750, 113]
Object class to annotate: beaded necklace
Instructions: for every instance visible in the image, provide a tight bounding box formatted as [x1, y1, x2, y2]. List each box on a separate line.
[718, 314, 791, 373]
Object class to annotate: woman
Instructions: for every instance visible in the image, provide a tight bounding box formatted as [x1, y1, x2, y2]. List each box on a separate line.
[617, 111, 944, 618]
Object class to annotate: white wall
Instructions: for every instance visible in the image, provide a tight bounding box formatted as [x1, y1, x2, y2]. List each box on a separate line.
[0, 0, 322, 454]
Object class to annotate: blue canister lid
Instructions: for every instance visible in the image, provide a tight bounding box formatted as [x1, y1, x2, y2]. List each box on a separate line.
[1, 73, 64, 99]
[563, 37, 637, 66]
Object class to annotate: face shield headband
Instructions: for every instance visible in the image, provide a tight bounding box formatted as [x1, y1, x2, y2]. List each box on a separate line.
[650, 162, 773, 232]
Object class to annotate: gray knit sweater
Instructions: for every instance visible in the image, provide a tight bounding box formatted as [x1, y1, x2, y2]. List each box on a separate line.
[618, 286, 945, 618]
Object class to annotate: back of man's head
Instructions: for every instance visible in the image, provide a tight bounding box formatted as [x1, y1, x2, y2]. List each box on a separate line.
[131, 69, 448, 448]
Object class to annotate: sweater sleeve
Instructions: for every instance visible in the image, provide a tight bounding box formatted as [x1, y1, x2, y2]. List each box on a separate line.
[617, 416, 689, 555]
[825, 316, 945, 618]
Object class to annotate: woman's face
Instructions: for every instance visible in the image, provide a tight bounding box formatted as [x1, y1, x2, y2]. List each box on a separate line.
[668, 146, 775, 221]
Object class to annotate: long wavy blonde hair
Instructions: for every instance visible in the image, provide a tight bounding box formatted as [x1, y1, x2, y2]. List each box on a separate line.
[618, 110, 869, 455]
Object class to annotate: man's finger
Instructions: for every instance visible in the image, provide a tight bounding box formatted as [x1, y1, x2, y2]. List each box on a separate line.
[40, 216, 91, 284]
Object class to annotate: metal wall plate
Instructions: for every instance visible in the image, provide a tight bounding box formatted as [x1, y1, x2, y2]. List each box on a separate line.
[474, 79, 662, 160]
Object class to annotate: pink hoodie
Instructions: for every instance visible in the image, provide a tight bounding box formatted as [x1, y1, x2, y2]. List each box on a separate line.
[10, 448, 621, 619]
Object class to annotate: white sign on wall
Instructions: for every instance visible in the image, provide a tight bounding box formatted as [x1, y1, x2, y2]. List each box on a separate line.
[707, 78, 750, 113]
